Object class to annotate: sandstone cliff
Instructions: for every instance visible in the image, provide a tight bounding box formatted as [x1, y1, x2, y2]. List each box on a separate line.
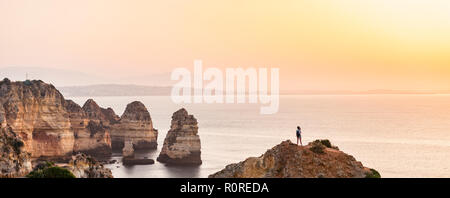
[66, 100, 111, 156]
[157, 108, 201, 165]
[109, 101, 158, 150]
[209, 140, 380, 178]
[0, 79, 75, 157]
[0, 79, 111, 158]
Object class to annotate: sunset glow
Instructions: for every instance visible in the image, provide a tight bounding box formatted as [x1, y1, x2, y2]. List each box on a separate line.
[1, 0, 450, 90]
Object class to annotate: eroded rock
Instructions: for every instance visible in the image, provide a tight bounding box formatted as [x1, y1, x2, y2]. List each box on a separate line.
[110, 101, 158, 150]
[157, 108, 201, 165]
[0, 124, 32, 178]
[122, 140, 134, 158]
[66, 153, 113, 178]
[209, 140, 378, 178]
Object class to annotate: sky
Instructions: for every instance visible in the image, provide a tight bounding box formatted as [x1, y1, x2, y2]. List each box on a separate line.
[1, 0, 450, 90]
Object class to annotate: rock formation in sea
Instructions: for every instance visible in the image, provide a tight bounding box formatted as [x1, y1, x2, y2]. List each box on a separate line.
[121, 140, 155, 165]
[122, 140, 134, 158]
[109, 101, 158, 150]
[157, 108, 201, 165]
[209, 140, 380, 178]
[65, 153, 113, 178]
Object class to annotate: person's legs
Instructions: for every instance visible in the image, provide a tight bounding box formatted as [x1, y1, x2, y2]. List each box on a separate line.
[296, 137, 299, 145]
[299, 135, 302, 146]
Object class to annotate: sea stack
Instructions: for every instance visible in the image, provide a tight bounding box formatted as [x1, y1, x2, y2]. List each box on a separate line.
[122, 140, 134, 159]
[157, 108, 201, 165]
[110, 101, 158, 150]
[209, 140, 381, 178]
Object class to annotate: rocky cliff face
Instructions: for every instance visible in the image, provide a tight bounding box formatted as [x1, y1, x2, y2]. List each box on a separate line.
[209, 140, 379, 178]
[0, 79, 112, 158]
[157, 108, 201, 165]
[109, 101, 158, 150]
[66, 100, 111, 156]
[0, 124, 32, 178]
[0, 79, 75, 157]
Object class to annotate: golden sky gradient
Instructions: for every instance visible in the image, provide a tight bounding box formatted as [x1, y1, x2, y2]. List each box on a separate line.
[1, 0, 450, 90]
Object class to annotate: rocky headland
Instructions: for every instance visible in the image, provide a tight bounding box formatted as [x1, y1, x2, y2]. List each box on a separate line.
[0, 79, 76, 157]
[0, 78, 158, 177]
[209, 139, 380, 178]
[157, 108, 202, 165]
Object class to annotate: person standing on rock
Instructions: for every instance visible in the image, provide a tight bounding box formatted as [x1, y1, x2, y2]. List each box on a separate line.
[296, 126, 302, 146]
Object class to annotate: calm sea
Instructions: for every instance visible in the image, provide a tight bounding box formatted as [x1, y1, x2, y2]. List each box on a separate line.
[68, 95, 450, 178]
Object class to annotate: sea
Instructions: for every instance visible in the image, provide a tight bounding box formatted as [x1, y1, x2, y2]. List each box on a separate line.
[68, 95, 450, 178]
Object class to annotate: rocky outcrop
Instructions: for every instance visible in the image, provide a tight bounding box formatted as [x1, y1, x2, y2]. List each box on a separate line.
[157, 108, 201, 165]
[121, 140, 155, 165]
[0, 79, 75, 157]
[65, 153, 113, 178]
[109, 101, 158, 150]
[209, 140, 379, 178]
[66, 100, 111, 157]
[122, 140, 134, 158]
[0, 124, 32, 178]
[0, 79, 112, 158]
[82, 99, 119, 125]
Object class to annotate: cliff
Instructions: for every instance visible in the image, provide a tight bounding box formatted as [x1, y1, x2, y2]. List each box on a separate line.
[0, 79, 112, 158]
[209, 140, 380, 178]
[109, 101, 158, 150]
[157, 108, 201, 165]
[0, 79, 75, 157]
[66, 100, 112, 156]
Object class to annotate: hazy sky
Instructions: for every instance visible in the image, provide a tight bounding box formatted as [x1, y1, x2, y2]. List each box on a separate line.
[1, 0, 450, 90]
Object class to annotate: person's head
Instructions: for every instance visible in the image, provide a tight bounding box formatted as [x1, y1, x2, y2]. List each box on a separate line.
[297, 126, 300, 130]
